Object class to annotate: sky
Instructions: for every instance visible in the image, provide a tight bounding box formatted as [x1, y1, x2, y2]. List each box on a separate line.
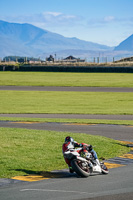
[1, 0, 133, 46]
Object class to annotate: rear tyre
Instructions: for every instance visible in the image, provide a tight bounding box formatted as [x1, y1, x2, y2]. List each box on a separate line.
[71, 159, 90, 177]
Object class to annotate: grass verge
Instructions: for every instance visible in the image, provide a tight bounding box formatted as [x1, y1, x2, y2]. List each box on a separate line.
[0, 91, 133, 114]
[0, 72, 133, 87]
[0, 127, 130, 178]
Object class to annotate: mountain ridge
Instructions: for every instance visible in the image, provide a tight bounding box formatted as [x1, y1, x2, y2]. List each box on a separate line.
[0, 20, 111, 58]
[0, 20, 133, 59]
[114, 34, 133, 51]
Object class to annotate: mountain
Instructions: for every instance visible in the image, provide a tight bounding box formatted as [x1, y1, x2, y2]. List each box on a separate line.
[114, 34, 133, 51]
[0, 20, 111, 58]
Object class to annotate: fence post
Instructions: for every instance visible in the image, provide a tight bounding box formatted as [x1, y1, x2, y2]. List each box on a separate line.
[113, 57, 115, 62]
[3, 66, 5, 71]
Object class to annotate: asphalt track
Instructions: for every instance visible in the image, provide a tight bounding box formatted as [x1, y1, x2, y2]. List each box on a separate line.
[0, 120, 133, 141]
[0, 113, 133, 120]
[0, 86, 133, 200]
[0, 85, 133, 92]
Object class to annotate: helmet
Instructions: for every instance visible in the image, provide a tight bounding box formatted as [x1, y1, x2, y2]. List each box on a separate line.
[65, 136, 74, 144]
[87, 145, 93, 151]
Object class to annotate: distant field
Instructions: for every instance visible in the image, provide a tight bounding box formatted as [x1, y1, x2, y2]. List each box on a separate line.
[0, 91, 133, 114]
[0, 72, 133, 87]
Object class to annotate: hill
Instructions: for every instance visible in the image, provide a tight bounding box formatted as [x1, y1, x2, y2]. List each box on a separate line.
[0, 20, 111, 58]
[114, 34, 133, 51]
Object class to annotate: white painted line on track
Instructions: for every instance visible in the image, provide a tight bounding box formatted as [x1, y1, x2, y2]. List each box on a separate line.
[20, 188, 88, 194]
[20, 187, 133, 198]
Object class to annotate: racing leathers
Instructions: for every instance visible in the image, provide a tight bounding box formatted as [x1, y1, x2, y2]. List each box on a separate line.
[62, 140, 99, 171]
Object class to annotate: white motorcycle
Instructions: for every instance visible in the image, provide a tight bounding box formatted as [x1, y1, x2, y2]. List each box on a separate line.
[64, 147, 109, 177]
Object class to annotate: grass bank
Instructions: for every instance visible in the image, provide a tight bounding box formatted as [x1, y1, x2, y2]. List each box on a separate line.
[0, 72, 133, 87]
[0, 127, 130, 178]
[0, 91, 133, 114]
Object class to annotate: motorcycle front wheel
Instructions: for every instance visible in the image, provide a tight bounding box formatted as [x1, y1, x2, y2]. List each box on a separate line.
[101, 163, 109, 174]
[71, 159, 90, 178]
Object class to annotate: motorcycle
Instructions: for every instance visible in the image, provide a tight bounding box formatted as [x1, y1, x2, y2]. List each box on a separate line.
[63, 145, 109, 178]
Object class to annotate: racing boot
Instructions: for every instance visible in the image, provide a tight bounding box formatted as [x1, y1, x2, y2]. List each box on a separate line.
[69, 166, 74, 173]
[96, 159, 100, 166]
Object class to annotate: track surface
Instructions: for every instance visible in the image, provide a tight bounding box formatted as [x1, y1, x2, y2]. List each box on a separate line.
[0, 85, 133, 92]
[0, 86, 133, 200]
[1, 165, 133, 200]
[0, 113, 133, 120]
[0, 120, 133, 141]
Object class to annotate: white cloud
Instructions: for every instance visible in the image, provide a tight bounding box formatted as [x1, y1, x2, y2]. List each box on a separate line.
[0, 11, 82, 28]
[87, 16, 116, 27]
[87, 15, 133, 28]
[44, 12, 62, 17]
[104, 16, 115, 22]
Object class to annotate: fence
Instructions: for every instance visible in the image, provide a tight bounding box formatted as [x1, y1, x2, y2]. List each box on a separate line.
[0, 56, 127, 64]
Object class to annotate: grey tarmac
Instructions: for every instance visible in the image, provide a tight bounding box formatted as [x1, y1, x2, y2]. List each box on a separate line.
[0, 121, 133, 141]
[0, 113, 133, 120]
[0, 85, 133, 92]
[0, 165, 133, 200]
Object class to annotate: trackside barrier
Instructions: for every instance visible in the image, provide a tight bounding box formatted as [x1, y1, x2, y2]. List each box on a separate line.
[0, 65, 133, 73]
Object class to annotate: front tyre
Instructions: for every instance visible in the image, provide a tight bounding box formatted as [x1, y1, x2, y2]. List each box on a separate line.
[71, 159, 90, 177]
[101, 163, 109, 174]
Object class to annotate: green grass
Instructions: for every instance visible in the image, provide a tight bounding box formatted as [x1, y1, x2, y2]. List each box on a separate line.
[0, 90, 133, 114]
[0, 117, 133, 126]
[0, 72, 133, 87]
[0, 72, 132, 178]
[0, 127, 130, 178]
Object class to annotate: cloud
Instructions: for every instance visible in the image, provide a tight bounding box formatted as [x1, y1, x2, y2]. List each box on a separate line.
[87, 16, 133, 28]
[44, 12, 62, 17]
[104, 16, 115, 22]
[87, 16, 116, 27]
[0, 12, 82, 28]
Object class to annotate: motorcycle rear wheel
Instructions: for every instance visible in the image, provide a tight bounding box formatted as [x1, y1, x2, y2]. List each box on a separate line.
[71, 159, 90, 177]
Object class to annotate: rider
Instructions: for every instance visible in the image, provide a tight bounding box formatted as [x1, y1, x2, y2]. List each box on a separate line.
[62, 136, 99, 173]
